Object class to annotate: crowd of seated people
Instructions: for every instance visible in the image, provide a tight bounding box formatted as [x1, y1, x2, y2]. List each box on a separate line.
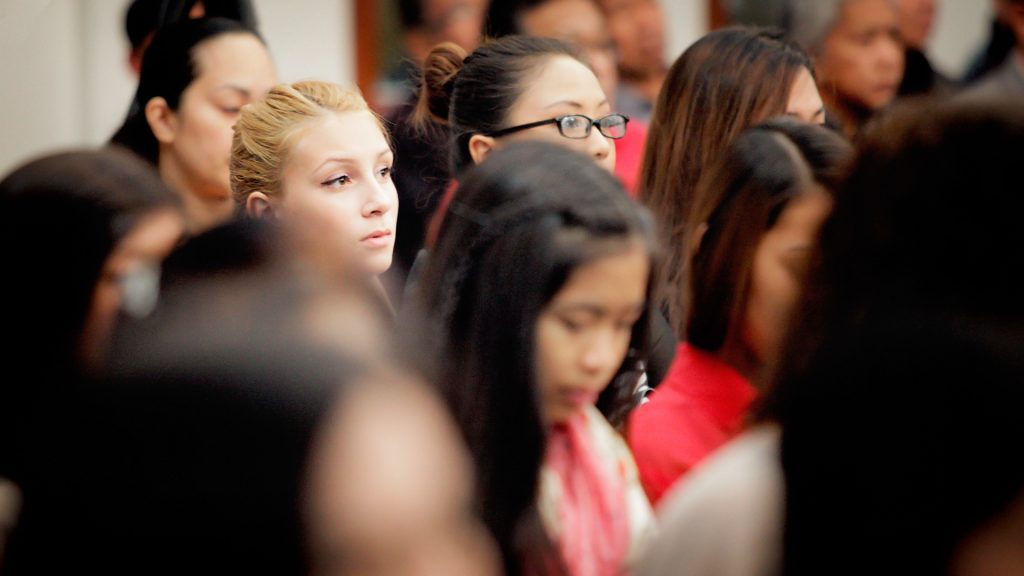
[2, 0, 1023, 574]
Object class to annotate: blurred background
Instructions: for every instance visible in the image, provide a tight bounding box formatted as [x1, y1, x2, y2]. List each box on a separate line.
[0, 0, 993, 176]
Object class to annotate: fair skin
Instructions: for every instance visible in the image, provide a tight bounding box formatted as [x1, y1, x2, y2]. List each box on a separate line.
[535, 240, 649, 425]
[520, 0, 620, 106]
[596, 0, 666, 103]
[306, 374, 501, 576]
[724, 189, 833, 382]
[246, 111, 398, 276]
[468, 55, 617, 173]
[786, 67, 828, 125]
[146, 33, 277, 233]
[816, 0, 904, 136]
[897, 0, 937, 50]
[78, 208, 185, 370]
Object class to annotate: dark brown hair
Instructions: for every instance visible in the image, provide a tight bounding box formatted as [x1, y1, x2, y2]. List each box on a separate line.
[757, 99, 1024, 576]
[412, 35, 582, 174]
[639, 27, 815, 321]
[682, 117, 851, 350]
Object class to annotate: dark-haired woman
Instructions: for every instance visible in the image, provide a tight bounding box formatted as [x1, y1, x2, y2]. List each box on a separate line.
[628, 118, 851, 506]
[0, 148, 184, 570]
[402, 34, 675, 389]
[639, 99, 1024, 576]
[640, 27, 826, 329]
[414, 141, 657, 576]
[111, 17, 276, 234]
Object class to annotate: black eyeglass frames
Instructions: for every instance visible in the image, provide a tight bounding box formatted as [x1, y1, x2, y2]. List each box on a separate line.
[486, 113, 630, 140]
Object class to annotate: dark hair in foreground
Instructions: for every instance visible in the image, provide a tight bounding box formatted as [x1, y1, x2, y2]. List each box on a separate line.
[414, 142, 657, 575]
[0, 148, 179, 385]
[111, 17, 261, 164]
[758, 100, 1024, 574]
[125, 0, 258, 50]
[681, 117, 851, 347]
[413, 35, 581, 174]
[639, 27, 815, 318]
[1, 220, 364, 574]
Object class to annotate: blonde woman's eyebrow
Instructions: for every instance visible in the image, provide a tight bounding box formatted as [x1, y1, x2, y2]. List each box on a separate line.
[315, 148, 393, 173]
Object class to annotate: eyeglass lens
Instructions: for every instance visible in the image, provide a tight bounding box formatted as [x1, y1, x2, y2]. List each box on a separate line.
[558, 115, 627, 139]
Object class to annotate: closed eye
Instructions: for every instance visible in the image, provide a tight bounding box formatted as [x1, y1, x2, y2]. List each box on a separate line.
[560, 316, 584, 333]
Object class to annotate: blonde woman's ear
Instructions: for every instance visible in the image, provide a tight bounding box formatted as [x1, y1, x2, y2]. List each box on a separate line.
[245, 192, 277, 219]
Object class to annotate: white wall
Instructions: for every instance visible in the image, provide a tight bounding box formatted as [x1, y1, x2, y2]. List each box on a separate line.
[928, 0, 993, 78]
[658, 0, 708, 63]
[0, 0, 355, 176]
[0, 0, 85, 174]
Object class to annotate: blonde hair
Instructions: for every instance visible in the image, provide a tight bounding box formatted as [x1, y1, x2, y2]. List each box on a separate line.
[230, 80, 387, 207]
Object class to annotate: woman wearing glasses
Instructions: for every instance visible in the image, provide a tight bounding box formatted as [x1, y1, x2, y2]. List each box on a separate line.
[405, 34, 675, 392]
[414, 34, 624, 180]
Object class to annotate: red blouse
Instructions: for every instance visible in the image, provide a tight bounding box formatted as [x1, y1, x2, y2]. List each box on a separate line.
[626, 343, 756, 506]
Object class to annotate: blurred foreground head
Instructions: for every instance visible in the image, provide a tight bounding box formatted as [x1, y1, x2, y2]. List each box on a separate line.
[763, 99, 1024, 575]
[2, 220, 499, 576]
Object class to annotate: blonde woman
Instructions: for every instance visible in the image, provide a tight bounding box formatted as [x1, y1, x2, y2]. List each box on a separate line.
[231, 81, 398, 280]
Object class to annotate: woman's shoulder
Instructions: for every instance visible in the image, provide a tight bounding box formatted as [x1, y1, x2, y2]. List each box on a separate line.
[639, 425, 784, 576]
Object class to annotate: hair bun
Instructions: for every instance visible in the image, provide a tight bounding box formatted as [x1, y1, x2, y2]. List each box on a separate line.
[414, 42, 468, 127]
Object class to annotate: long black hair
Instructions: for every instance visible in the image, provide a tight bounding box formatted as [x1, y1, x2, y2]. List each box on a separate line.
[414, 141, 657, 575]
[759, 100, 1024, 574]
[111, 17, 262, 164]
[0, 148, 180, 378]
[683, 117, 851, 349]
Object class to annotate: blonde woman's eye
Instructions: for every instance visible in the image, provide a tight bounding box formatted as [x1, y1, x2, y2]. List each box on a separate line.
[322, 175, 351, 187]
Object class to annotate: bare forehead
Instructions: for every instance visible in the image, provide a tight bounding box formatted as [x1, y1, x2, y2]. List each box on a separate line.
[192, 32, 269, 74]
[513, 55, 605, 105]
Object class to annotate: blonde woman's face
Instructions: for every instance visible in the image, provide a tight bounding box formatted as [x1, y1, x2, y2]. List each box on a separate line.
[279, 111, 398, 276]
[500, 55, 618, 174]
[165, 33, 276, 206]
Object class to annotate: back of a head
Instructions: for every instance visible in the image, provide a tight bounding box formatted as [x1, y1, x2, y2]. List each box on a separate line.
[762, 99, 1024, 574]
[681, 117, 850, 349]
[125, 0, 258, 53]
[413, 35, 581, 174]
[112, 17, 261, 164]
[231, 80, 378, 208]
[417, 141, 655, 575]
[813, 99, 1024, 325]
[0, 148, 179, 371]
[0, 148, 180, 571]
[77, 274, 361, 575]
[639, 27, 815, 305]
